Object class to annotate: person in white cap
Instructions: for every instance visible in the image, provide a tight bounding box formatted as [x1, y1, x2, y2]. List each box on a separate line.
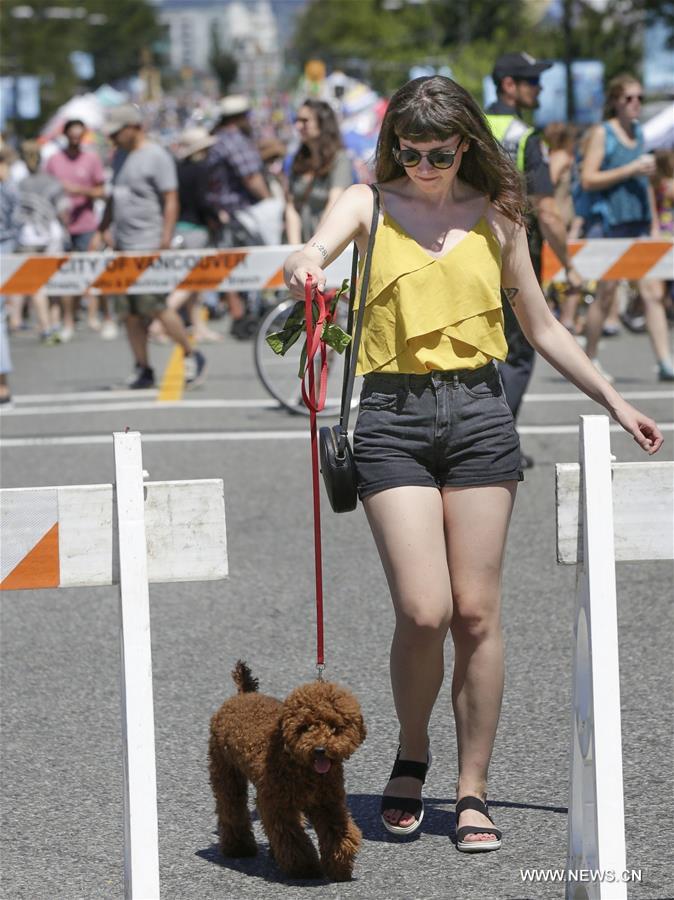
[207, 95, 271, 338]
[91, 104, 206, 388]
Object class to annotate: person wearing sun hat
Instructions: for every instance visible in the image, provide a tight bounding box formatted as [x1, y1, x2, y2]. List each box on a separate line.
[485, 52, 582, 469]
[207, 95, 272, 337]
[91, 104, 207, 389]
[174, 126, 219, 248]
[161, 126, 224, 343]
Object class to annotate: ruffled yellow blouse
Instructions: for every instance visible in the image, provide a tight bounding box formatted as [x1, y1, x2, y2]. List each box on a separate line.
[355, 209, 507, 375]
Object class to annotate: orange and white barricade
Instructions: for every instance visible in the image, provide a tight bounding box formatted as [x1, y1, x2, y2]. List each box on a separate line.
[0, 432, 228, 900]
[0, 241, 671, 297]
[543, 239, 673, 283]
[0, 245, 353, 296]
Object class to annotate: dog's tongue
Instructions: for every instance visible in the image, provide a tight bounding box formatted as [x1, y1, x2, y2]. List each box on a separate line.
[314, 756, 332, 774]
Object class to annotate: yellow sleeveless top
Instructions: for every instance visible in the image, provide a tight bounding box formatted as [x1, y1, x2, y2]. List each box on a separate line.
[355, 208, 507, 375]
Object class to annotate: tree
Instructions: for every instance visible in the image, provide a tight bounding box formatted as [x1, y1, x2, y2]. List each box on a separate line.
[0, 0, 162, 132]
[209, 22, 238, 94]
[291, 0, 674, 105]
[536, 0, 674, 85]
[292, 0, 444, 94]
[429, 0, 528, 47]
[1, 0, 82, 130]
[83, 0, 163, 88]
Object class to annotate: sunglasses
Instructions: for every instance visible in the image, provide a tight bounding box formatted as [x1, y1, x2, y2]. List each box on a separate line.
[623, 93, 644, 103]
[393, 146, 459, 169]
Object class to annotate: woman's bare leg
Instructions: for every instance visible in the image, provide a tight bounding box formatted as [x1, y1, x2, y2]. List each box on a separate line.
[32, 289, 51, 335]
[364, 485, 452, 828]
[584, 281, 614, 360]
[443, 481, 517, 844]
[639, 279, 672, 368]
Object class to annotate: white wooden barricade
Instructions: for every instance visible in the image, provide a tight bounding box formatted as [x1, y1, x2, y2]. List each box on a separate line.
[0, 432, 228, 900]
[556, 416, 674, 900]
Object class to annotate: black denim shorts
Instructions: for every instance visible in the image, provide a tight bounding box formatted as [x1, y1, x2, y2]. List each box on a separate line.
[353, 363, 523, 500]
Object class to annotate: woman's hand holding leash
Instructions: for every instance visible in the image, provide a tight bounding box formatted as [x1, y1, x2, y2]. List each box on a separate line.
[287, 262, 327, 300]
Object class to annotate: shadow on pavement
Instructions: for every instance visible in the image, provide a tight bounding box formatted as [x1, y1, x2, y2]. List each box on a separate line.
[346, 793, 566, 843]
[196, 841, 371, 887]
[196, 795, 567, 882]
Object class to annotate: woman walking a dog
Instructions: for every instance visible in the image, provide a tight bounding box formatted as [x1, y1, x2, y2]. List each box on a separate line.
[283, 76, 662, 852]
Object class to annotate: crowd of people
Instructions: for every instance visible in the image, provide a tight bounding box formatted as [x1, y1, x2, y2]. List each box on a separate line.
[0, 63, 672, 405]
[0, 91, 359, 397]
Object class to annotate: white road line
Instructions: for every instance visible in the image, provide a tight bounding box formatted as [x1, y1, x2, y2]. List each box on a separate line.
[2, 422, 673, 449]
[12, 389, 160, 403]
[1, 398, 282, 416]
[523, 391, 674, 402]
[4, 389, 673, 417]
[0, 431, 307, 447]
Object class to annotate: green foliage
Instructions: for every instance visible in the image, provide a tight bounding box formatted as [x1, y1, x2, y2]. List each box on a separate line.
[84, 0, 162, 88]
[429, 0, 528, 46]
[0, 0, 161, 132]
[292, 0, 444, 94]
[209, 23, 239, 94]
[292, 0, 674, 104]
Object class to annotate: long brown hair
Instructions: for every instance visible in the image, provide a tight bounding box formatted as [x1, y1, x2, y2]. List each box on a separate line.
[375, 76, 525, 224]
[291, 99, 343, 178]
[603, 73, 640, 119]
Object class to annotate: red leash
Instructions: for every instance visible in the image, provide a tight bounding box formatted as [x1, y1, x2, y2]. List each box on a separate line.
[302, 276, 336, 677]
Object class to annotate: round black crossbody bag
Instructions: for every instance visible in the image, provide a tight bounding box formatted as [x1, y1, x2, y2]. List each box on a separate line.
[318, 185, 380, 513]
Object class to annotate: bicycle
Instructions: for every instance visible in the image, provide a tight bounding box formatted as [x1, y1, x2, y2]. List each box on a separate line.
[254, 293, 360, 417]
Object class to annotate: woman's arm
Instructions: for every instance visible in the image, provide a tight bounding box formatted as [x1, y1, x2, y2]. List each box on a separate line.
[284, 200, 303, 244]
[315, 151, 354, 230]
[548, 149, 569, 187]
[581, 124, 653, 191]
[500, 220, 663, 454]
[647, 182, 660, 237]
[316, 185, 347, 230]
[283, 183, 372, 299]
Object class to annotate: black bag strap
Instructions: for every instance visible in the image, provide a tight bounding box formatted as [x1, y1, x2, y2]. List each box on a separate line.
[338, 184, 380, 449]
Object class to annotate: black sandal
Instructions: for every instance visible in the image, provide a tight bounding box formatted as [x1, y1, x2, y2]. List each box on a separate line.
[455, 795, 502, 852]
[380, 749, 431, 836]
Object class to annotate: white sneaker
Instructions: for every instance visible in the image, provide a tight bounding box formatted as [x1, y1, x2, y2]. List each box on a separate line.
[59, 326, 74, 343]
[100, 320, 119, 340]
[591, 358, 614, 383]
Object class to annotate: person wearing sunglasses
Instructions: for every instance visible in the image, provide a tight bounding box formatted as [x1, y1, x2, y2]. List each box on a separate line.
[485, 53, 583, 467]
[581, 73, 673, 382]
[284, 75, 662, 853]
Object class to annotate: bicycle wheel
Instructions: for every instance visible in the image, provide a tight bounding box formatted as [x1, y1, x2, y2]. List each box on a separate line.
[254, 297, 359, 417]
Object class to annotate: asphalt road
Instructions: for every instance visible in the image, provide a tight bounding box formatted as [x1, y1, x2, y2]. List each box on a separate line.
[1, 314, 673, 900]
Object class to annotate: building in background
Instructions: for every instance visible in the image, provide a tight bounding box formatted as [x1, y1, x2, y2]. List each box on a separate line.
[157, 0, 283, 97]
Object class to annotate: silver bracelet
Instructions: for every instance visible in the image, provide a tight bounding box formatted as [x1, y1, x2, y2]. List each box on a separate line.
[310, 240, 328, 261]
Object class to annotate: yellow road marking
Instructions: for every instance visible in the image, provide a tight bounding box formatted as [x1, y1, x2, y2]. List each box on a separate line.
[158, 346, 185, 401]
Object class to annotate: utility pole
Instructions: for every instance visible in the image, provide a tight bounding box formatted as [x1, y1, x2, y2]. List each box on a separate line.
[563, 0, 576, 121]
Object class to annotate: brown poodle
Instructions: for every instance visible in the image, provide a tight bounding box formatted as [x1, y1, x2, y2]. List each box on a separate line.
[208, 661, 367, 881]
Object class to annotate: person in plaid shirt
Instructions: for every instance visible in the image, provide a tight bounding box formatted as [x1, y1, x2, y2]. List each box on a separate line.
[207, 95, 271, 337]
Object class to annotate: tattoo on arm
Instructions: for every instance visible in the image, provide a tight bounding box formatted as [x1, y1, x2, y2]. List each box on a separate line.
[310, 240, 328, 261]
[503, 287, 519, 307]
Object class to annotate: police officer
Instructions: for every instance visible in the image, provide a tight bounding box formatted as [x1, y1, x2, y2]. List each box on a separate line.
[486, 53, 581, 467]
